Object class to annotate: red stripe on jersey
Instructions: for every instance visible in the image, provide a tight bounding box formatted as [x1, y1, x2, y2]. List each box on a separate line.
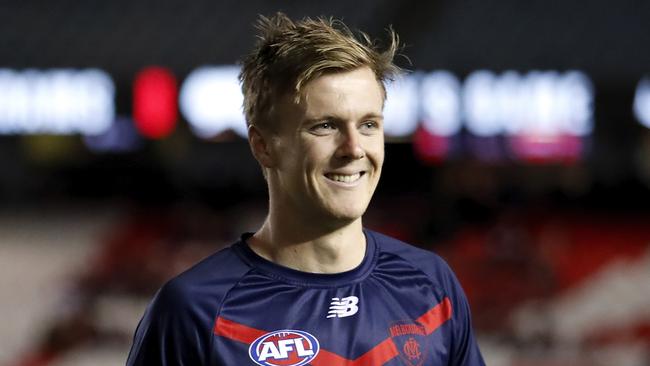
[213, 316, 266, 344]
[353, 337, 400, 366]
[213, 297, 451, 365]
[310, 337, 398, 366]
[309, 349, 350, 365]
[417, 297, 453, 335]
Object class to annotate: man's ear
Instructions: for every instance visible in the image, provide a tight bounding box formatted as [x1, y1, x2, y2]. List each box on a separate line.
[248, 124, 274, 168]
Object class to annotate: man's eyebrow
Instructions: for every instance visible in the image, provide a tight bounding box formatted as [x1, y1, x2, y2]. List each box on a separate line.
[302, 115, 341, 124]
[361, 112, 384, 120]
[302, 113, 384, 125]
[306, 113, 383, 120]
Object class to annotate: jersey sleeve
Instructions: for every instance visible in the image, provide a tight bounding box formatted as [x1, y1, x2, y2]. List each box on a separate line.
[440, 258, 486, 366]
[126, 280, 210, 366]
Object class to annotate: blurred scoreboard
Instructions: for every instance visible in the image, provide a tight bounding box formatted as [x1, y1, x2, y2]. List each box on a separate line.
[0, 66, 648, 164]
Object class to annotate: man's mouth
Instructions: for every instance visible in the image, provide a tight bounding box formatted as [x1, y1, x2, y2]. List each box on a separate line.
[324, 172, 365, 183]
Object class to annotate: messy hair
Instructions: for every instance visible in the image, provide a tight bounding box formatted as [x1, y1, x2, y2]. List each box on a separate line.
[239, 12, 402, 131]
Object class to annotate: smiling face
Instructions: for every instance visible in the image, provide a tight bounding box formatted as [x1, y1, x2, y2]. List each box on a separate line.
[259, 67, 385, 226]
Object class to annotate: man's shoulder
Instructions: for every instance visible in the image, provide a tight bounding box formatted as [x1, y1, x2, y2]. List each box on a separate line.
[128, 243, 251, 365]
[368, 229, 448, 267]
[366, 229, 478, 334]
[367, 229, 458, 288]
[154, 243, 251, 311]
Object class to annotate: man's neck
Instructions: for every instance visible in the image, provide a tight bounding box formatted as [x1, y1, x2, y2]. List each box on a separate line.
[249, 216, 367, 274]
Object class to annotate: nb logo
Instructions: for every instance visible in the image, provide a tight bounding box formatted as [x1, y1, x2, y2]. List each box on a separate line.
[327, 296, 359, 318]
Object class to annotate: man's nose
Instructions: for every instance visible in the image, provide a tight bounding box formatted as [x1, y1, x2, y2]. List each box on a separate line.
[335, 127, 365, 160]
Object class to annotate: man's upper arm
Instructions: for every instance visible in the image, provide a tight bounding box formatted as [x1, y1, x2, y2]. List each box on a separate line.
[126, 281, 208, 366]
[445, 267, 485, 366]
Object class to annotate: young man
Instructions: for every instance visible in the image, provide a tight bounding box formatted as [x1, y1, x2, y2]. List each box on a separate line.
[127, 13, 485, 366]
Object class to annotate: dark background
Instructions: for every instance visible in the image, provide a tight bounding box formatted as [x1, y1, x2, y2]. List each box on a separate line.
[1, 1, 649, 365]
[0, 0, 649, 212]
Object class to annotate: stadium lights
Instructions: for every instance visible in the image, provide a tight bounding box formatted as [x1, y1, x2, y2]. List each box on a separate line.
[179, 66, 247, 139]
[462, 70, 593, 137]
[634, 77, 650, 129]
[0, 68, 115, 135]
[0, 65, 602, 163]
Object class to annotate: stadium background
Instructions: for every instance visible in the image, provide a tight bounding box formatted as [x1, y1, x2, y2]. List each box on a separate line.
[1, 0, 649, 365]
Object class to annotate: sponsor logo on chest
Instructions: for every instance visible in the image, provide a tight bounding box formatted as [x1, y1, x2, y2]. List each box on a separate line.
[327, 296, 359, 318]
[248, 329, 320, 366]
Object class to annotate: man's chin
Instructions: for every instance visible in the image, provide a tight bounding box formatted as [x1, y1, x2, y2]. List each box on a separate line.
[322, 205, 367, 225]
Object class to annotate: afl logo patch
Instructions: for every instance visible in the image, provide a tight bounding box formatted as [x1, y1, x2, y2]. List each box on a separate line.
[248, 329, 320, 366]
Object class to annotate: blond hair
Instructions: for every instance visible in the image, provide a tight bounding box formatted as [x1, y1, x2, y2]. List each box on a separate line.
[239, 12, 401, 131]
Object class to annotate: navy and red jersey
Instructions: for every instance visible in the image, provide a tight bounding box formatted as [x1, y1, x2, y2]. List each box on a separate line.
[127, 229, 485, 366]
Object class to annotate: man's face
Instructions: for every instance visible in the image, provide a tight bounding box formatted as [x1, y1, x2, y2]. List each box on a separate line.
[265, 66, 385, 224]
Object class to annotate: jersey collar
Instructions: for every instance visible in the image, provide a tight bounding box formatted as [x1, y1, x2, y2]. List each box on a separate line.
[234, 229, 378, 287]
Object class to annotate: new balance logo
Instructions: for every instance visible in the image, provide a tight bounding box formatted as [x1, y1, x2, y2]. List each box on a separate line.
[327, 296, 359, 318]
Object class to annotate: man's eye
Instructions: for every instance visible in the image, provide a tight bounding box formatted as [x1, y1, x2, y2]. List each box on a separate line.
[310, 122, 336, 133]
[361, 121, 379, 130]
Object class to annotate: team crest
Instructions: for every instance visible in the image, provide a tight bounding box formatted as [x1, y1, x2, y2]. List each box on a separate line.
[248, 329, 320, 366]
[388, 321, 427, 366]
